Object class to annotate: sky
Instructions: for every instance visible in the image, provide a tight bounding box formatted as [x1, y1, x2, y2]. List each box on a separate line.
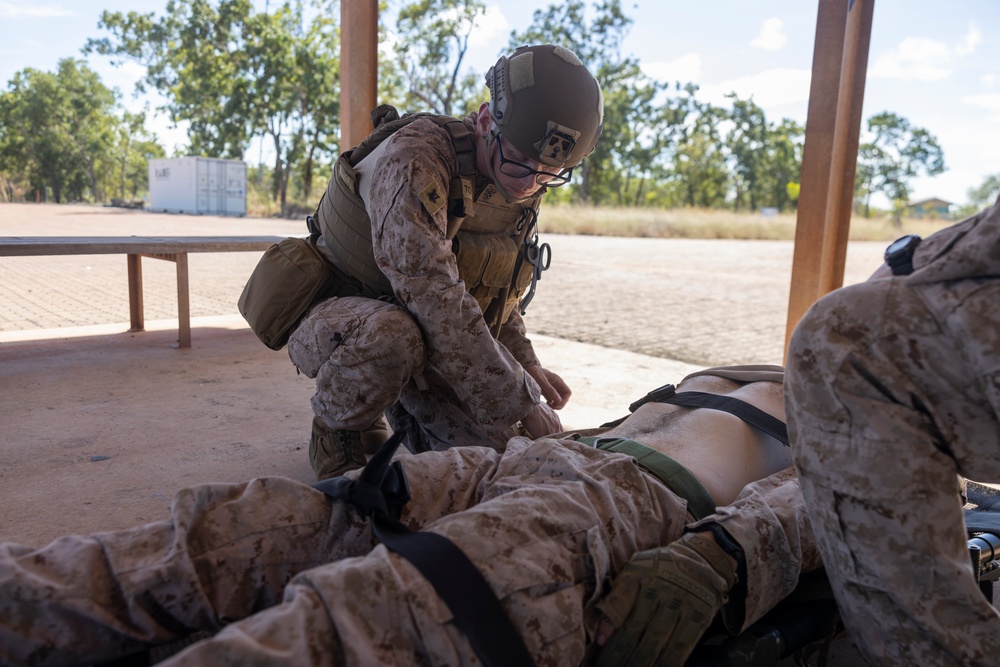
[1, 0, 998, 207]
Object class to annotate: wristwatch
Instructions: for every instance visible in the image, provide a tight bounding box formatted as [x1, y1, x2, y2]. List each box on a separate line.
[884, 234, 921, 276]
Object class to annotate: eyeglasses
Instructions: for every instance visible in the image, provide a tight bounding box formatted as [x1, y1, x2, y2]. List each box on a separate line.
[496, 135, 573, 187]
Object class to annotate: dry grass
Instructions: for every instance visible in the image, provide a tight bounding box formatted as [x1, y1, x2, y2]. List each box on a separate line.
[537, 204, 957, 242]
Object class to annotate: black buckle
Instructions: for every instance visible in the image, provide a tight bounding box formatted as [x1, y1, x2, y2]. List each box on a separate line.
[628, 382, 676, 413]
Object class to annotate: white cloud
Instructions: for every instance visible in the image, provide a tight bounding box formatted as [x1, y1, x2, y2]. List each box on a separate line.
[982, 74, 999, 89]
[962, 93, 1000, 117]
[869, 37, 952, 81]
[469, 6, 510, 49]
[750, 18, 786, 52]
[697, 68, 811, 113]
[641, 53, 703, 85]
[0, 2, 73, 18]
[955, 24, 981, 56]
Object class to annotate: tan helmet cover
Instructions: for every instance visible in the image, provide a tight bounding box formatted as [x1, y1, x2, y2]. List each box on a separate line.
[485, 44, 603, 169]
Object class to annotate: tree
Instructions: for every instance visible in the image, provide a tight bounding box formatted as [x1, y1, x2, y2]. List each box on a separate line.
[854, 111, 945, 219]
[390, 0, 487, 117]
[724, 94, 768, 212]
[670, 99, 729, 209]
[0, 59, 125, 202]
[86, 0, 341, 213]
[508, 0, 673, 205]
[966, 173, 1000, 209]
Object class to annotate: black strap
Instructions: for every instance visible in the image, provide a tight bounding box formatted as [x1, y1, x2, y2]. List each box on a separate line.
[664, 391, 789, 446]
[313, 430, 535, 667]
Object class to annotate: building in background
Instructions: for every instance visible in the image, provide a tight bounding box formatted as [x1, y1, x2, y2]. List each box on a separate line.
[906, 197, 954, 220]
[148, 157, 247, 217]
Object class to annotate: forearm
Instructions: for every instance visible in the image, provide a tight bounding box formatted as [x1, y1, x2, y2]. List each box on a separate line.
[688, 467, 823, 632]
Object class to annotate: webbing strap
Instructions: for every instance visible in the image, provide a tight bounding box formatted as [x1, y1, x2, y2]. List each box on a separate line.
[576, 436, 717, 521]
[312, 430, 535, 667]
[665, 392, 789, 446]
[371, 514, 536, 667]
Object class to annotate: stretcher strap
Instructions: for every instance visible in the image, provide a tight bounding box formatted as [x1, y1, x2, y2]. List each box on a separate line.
[664, 392, 789, 446]
[313, 430, 536, 667]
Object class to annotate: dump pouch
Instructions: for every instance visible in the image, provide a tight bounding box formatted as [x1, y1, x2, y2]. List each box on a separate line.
[238, 235, 343, 350]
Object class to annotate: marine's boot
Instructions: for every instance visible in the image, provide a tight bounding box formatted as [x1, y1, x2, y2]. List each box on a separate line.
[360, 414, 392, 456]
[309, 416, 366, 480]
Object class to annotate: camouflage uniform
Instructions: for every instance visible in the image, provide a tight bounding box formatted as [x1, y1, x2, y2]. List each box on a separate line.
[786, 199, 1000, 665]
[288, 117, 542, 452]
[0, 438, 815, 666]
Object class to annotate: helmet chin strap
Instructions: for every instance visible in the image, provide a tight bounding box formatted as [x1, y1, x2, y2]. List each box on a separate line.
[482, 129, 533, 203]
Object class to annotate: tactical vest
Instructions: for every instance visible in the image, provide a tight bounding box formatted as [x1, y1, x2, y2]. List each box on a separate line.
[312, 105, 541, 336]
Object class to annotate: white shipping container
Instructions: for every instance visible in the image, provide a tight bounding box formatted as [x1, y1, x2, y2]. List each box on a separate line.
[148, 157, 247, 216]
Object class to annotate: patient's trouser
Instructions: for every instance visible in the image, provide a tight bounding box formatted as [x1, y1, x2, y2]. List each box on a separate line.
[787, 276, 1000, 666]
[0, 438, 691, 666]
[0, 433, 822, 666]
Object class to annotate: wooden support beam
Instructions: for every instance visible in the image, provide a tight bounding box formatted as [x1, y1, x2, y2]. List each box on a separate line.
[784, 0, 876, 357]
[340, 0, 379, 150]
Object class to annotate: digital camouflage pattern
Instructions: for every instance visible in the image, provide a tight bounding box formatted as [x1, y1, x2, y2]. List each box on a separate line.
[786, 198, 1000, 666]
[289, 117, 542, 451]
[0, 433, 813, 666]
[691, 466, 823, 632]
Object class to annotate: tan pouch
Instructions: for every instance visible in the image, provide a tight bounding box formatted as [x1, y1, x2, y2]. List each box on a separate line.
[238, 235, 341, 350]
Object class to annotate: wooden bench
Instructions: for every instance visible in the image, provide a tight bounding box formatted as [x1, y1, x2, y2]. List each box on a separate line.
[0, 236, 282, 348]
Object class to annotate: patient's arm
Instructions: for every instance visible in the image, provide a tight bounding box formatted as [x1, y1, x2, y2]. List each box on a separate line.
[594, 467, 820, 666]
[689, 466, 824, 632]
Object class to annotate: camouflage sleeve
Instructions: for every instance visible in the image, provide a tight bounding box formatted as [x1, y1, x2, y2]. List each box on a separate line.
[688, 467, 823, 633]
[496, 309, 541, 370]
[365, 119, 540, 433]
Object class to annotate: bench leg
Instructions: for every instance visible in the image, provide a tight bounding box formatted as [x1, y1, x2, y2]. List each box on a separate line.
[127, 254, 144, 332]
[175, 253, 191, 348]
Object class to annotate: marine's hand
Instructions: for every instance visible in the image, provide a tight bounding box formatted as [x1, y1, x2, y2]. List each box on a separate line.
[521, 402, 563, 438]
[594, 531, 738, 667]
[525, 365, 572, 409]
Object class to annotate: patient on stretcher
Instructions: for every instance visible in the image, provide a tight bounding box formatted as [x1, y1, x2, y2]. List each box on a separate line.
[0, 364, 818, 667]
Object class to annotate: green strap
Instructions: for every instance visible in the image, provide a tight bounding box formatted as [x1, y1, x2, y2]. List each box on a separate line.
[576, 436, 718, 521]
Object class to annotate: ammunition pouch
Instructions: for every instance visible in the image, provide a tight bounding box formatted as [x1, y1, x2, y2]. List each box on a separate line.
[238, 234, 359, 350]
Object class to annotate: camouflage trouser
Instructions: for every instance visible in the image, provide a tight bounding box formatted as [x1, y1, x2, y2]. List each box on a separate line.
[288, 296, 515, 452]
[0, 437, 691, 667]
[786, 277, 1000, 666]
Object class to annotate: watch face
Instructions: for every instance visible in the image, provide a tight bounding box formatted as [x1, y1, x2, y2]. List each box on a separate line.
[887, 235, 915, 254]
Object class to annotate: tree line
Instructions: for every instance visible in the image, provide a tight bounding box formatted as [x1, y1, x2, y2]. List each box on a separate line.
[2, 0, 986, 217]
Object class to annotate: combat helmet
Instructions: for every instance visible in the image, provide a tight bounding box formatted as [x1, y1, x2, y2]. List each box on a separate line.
[484, 44, 603, 180]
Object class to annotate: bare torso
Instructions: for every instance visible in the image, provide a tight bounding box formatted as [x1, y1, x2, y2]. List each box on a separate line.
[601, 374, 791, 507]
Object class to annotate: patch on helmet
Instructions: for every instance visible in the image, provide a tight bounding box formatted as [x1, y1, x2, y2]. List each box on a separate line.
[552, 46, 583, 66]
[509, 51, 534, 92]
[417, 182, 446, 215]
[534, 121, 581, 163]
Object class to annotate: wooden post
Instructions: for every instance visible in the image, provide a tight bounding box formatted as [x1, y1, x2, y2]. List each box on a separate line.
[784, 0, 876, 357]
[340, 0, 378, 150]
[127, 254, 144, 332]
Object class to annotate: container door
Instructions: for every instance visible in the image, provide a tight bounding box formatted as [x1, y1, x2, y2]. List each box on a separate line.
[196, 159, 211, 213]
[224, 162, 247, 215]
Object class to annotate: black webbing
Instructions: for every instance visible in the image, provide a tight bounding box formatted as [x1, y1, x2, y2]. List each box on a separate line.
[663, 391, 789, 446]
[313, 430, 536, 667]
[370, 514, 536, 667]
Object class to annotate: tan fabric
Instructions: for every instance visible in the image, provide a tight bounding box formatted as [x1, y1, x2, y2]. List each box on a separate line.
[681, 364, 784, 386]
[0, 438, 690, 667]
[291, 117, 544, 450]
[786, 200, 1000, 666]
[690, 466, 821, 632]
